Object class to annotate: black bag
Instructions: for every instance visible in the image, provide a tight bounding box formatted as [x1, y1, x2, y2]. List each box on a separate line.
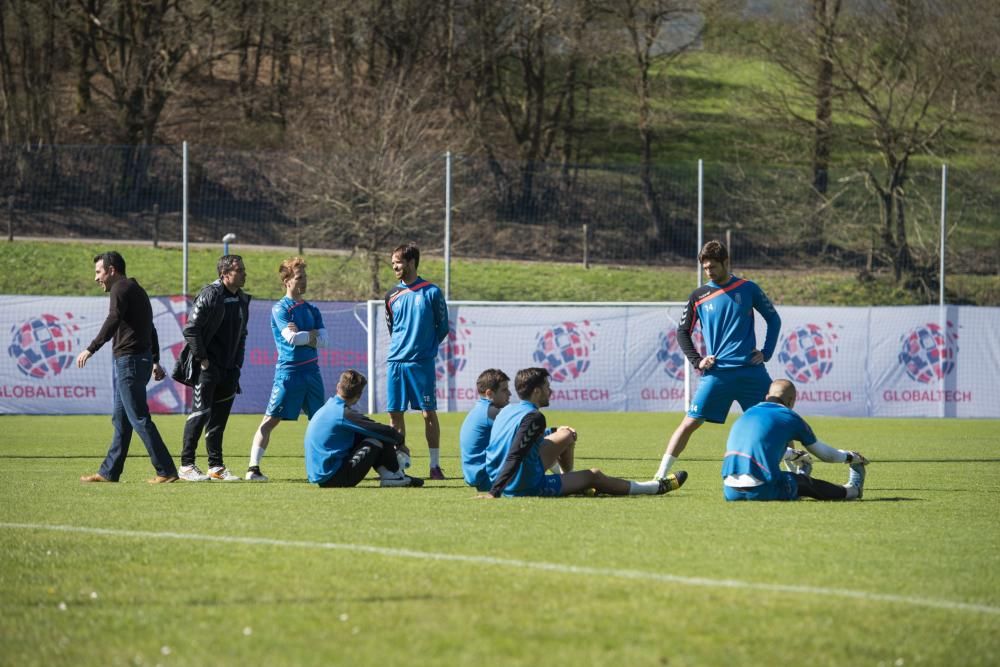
[171, 343, 199, 387]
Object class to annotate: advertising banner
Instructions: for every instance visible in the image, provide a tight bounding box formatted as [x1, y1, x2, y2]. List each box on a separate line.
[374, 303, 1000, 419]
[3, 297, 997, 418]
[0, 296, 367, 415]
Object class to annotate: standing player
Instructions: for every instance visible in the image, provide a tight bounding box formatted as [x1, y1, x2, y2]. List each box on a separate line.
[384, 243, 449, 480]
[245, 257, 326, 482]
[654, 240, 781, 481]
[722, 379, 868, 501]
[483, 368, 687, 498]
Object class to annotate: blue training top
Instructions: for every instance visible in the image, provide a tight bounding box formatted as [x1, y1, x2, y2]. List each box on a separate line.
[459, 397, 502, 487]
[271, 296, 325, 370]
[677, 275, 781, 369]
[304, 395, 403, 484]
[721, 401, 817, 483]
[383, 277, 449, 362]
[484, 400, 547, 497]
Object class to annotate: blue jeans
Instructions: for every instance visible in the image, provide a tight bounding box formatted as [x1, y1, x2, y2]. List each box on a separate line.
[99, 353, 177, 480]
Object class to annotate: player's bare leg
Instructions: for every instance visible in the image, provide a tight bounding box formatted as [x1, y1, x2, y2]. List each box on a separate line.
[540, 428, 576, 473]
[655, 416, 703, 480]
[559, 469, 682, 496]
[423, 409, 444, 478]
[247, 415, 281, 480]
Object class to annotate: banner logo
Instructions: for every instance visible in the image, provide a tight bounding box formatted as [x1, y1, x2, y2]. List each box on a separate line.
[8, 313, 83, 379]
[436, 316, 472, 380]
[533, 321, 596, 383]
[148, 295, 193, 412]
[898, 322, 958, 384]
[657, 328, 705, 381]
[778, 322, 839, 383]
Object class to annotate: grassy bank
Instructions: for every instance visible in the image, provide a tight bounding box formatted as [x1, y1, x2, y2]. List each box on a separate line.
[2, 240, 997, 305]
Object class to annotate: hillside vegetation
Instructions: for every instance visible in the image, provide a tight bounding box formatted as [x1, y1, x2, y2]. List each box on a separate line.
[3, 240, 996, 306]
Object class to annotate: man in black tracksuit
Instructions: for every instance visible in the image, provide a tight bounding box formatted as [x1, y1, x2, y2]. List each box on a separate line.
[178, 255, 251, 482]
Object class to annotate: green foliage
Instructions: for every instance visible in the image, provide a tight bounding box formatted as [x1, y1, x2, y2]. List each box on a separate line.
[1, 412, 998, 665]
[4, 240, 996, 305]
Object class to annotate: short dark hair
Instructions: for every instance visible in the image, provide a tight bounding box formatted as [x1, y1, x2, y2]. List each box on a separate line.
[698, 240, 728, 264]
[476, 368, 510, 395]
[514, 367, 549, 399]
[94, 251, 126, 276]
[217, 254, 244, 277]
[336, 369, 367, 402]
[391, 243, 420, 269]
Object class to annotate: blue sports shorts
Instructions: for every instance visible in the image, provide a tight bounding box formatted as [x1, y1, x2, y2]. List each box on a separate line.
[265, 365, 325, 420]
[688, 365, 771, 424]
[386, 359, 438, 412]
[723, 471, 799, 501]
[503, 473, 563, 498]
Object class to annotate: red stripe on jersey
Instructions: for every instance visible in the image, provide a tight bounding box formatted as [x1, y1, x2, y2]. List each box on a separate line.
[387, 281, 432, 308]
[694, 278, 747, 309]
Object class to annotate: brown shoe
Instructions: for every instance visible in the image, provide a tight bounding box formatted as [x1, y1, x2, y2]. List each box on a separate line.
[80, 473, 112, 483]
[147, 475, 179, 484]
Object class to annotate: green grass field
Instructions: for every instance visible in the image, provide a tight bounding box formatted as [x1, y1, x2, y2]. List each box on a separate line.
[1, 412, 998, 666]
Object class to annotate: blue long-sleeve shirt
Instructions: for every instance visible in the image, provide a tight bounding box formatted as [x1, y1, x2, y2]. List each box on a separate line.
[677, 275, 780, 369]
[460, 397, 502, 488]
[484, 400, 547, 497]
[304, 395, 403, 484]
[384, 277, 449, 363]
[270, 296, 325, 370]
[721, 401, 816, 483]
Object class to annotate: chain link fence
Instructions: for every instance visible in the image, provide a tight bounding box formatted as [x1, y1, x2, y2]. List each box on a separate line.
[1, 145, 997, 302]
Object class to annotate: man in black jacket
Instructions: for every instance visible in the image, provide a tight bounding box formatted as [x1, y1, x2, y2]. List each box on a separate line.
[178, 255, 251, 482]
[76, 251, 179, 484]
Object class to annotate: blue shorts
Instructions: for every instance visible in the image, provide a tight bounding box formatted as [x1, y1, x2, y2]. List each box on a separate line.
[265, 365, 325, 420]
[503, 473, 563, 498]
[387, 359, 438, 412]
[470, 468, 492, 493]
[688, 365, 772, 424]
[723, 472, 799, 501]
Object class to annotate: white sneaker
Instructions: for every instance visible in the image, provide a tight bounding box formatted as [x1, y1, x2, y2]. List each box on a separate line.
[178, 464, 210, 482]
[245, 466, 268, 482]
[846, 462, 867, 499]
[380, 473, 424, 488]
[208, 466, 240, 481]
[396, 450, 411, 470]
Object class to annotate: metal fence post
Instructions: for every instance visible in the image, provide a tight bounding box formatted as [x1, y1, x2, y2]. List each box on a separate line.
[152, 203, 160, 248]
[444, 150, 452, 300]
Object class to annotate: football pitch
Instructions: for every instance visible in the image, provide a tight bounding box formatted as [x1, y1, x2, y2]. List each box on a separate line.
[1, 412, 998, 666]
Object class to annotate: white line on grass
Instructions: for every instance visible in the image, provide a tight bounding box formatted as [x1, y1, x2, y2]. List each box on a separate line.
[4, 521, 997, 616]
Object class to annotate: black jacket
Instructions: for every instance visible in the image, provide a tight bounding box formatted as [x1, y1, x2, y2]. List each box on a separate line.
[173, 279, 250, 384]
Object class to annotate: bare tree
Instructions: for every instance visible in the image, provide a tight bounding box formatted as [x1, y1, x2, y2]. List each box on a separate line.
[458, 0, 597, 211]
[283, 72, 459, 296]
[0, 0, 61, 145]
[598, 0, 702, 247]
[71, 0, 222, 145]
[833, 0, 965, 283]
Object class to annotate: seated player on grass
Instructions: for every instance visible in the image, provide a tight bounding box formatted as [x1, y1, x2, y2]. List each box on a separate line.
[305, 370, 423, 488]
[460, 369, 512, 491]
[722, 379, 869, 501]
[481, 367, 687, 498]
